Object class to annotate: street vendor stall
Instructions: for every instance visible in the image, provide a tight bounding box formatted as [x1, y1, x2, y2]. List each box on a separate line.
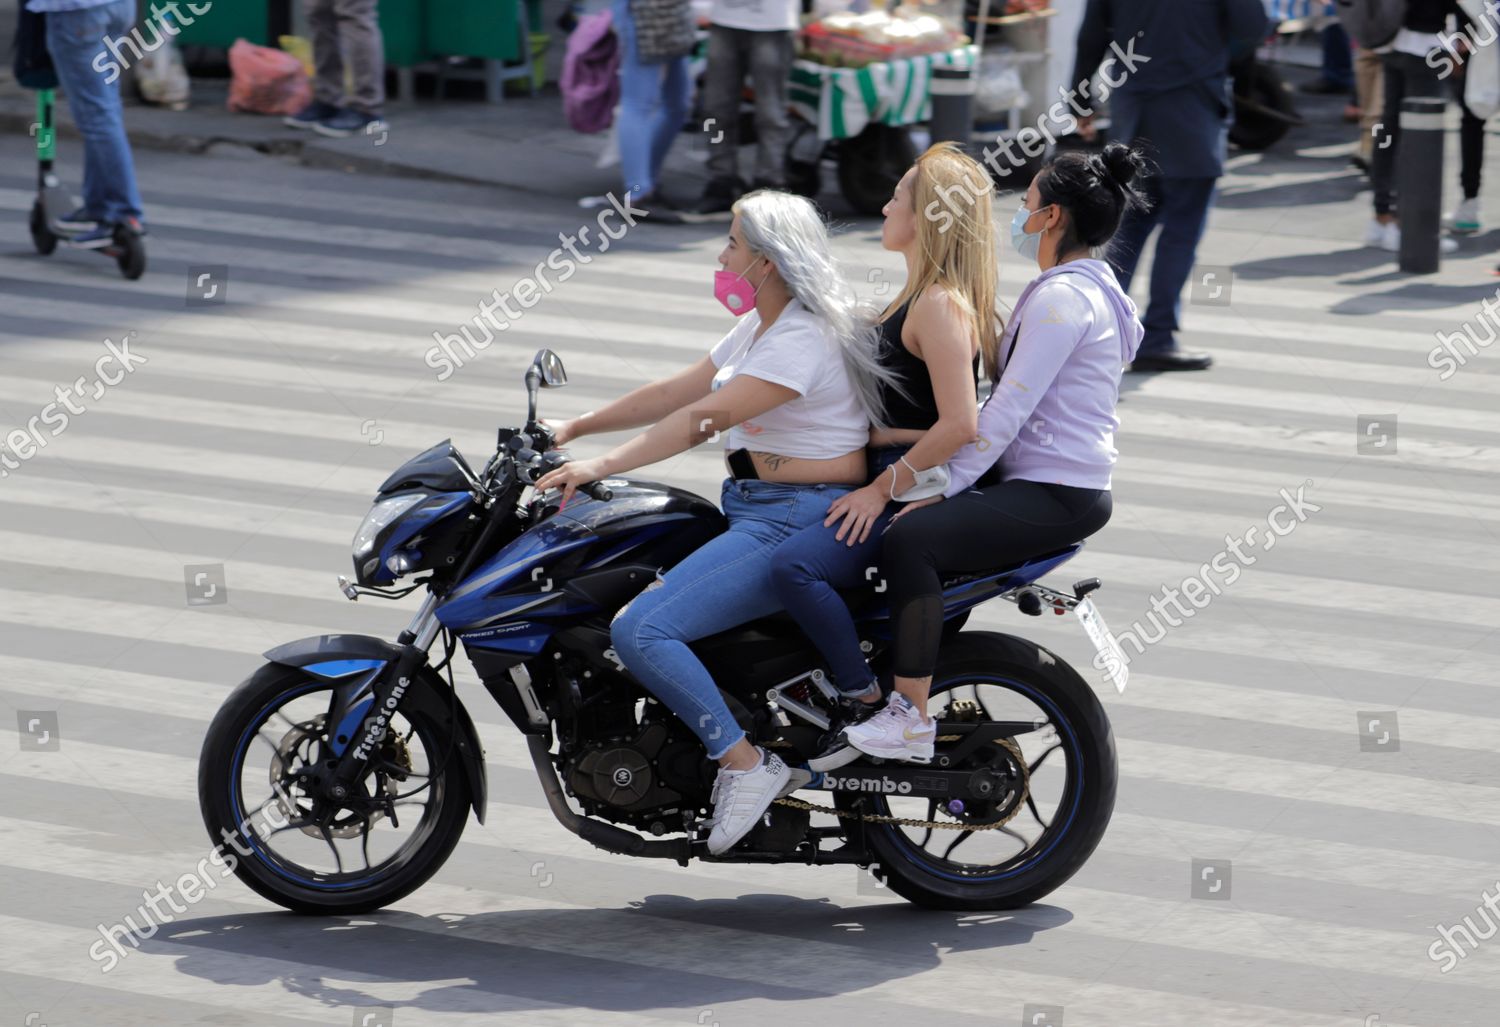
[784, 3, 975, 213]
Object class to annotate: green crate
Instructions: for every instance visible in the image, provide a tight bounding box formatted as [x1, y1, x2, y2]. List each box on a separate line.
[172, 0, 271, 47]
[424, 0, 536, 62]
[380, 0, 430, 66]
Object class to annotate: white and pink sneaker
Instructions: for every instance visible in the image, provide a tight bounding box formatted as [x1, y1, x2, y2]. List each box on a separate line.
[843, 693, 935, 764]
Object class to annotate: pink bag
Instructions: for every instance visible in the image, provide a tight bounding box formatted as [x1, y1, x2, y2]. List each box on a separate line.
[561, 11, 620, 134]
[226, 39, 312, 116]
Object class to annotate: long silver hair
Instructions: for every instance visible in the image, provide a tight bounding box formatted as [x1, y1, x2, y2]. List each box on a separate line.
[733, 190, 904, 429]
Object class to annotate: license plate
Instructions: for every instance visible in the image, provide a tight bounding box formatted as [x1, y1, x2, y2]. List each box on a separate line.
[1075, 598, 1129, 694]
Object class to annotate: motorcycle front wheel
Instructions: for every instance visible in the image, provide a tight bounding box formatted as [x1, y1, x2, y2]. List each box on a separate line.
[198, 663, 471, 915]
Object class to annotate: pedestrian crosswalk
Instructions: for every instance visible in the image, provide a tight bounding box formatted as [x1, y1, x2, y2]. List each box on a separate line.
[0, 141, 1497, 1027]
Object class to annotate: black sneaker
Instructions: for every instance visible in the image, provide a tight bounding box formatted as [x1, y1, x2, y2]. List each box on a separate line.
[314, 108, 387, 139]
[67, 224, 116, 249]
[284, 100, 340, 130]
[692, 176, 741, 218]
[632, 189, 685, 224]
[56, 207, 98, 232]
[1129, 349, 1213, 372]
[807, 690, 884, 772]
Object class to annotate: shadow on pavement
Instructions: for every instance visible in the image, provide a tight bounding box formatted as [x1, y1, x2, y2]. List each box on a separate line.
[147, 895, 1071, 1016]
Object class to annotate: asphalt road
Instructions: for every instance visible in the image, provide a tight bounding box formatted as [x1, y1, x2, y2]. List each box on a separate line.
[0, 124, 1497, 1027]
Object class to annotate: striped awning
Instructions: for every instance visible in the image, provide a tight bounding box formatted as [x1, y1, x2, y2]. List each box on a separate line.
[1263, 0, 1335, 18]
[789, 45, 980, 141]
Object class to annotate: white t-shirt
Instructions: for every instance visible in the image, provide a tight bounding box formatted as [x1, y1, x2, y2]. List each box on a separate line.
[1390, 28, 1443, 57]
[708, 300, 869, 460]
[711, 0, 799, 33]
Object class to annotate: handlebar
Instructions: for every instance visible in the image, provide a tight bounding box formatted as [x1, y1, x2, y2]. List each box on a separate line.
[490, 425, 613, 505]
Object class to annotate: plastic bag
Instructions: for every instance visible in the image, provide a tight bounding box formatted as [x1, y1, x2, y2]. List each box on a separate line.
[134, 37, 191, 109]
[976, 53, 1029, 117]
[1460, 0, 1500, 119]
[226, 39, 312, 116]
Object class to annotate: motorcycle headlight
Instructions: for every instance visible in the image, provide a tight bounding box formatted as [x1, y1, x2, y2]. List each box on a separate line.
[352, 492, 426, 567]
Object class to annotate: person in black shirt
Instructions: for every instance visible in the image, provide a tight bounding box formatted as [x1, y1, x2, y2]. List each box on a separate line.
[769, 144, 1000, 768]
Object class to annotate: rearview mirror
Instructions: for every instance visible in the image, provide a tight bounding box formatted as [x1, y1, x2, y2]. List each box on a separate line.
[532, 349, 567, 388]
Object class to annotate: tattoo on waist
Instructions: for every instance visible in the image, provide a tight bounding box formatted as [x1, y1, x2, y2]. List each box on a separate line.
[751, 451, 794, 470]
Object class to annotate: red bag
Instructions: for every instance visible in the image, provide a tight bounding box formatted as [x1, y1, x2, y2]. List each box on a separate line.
[226, 39, 312, 116]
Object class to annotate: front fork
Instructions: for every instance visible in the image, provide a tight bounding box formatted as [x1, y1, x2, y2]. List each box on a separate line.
[323, 593, 445, 802]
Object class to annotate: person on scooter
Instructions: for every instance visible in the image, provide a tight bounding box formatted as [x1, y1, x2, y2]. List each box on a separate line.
[822, 143, 1147, 769]
[533, 190, 897, 855]
[767, 143, 1000, 770]
[27, 0, 146, 247]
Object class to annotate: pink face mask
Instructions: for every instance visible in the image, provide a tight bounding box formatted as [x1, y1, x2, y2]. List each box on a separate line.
[714, 261, 769, 316]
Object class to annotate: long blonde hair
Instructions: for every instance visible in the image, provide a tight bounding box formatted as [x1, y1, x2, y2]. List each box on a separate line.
[883, 143, 1004, 382]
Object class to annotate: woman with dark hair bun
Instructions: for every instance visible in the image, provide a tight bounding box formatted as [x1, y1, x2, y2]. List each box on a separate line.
[821, 142, 1150, 768]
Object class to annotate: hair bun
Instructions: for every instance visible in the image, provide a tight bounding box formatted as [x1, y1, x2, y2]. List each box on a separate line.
[1097, 142, 1146, 190]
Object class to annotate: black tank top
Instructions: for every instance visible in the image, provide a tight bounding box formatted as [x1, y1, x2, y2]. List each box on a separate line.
[874, 301, 981, 429]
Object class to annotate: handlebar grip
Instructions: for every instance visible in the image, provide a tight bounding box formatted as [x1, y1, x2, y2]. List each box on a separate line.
[581, 481, 613, 503]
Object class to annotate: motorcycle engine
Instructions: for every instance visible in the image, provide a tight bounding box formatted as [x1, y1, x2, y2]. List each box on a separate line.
[562, 720, 708, 828]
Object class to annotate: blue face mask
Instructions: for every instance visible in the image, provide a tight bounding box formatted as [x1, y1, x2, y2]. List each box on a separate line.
[1010, 203, 1045, 263]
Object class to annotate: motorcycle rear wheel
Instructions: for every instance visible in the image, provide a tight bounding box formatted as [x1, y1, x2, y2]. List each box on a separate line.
[836, 631, 1117, 910]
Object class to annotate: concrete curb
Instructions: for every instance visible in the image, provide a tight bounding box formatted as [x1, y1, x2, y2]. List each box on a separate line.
[0, 97, 512, 191]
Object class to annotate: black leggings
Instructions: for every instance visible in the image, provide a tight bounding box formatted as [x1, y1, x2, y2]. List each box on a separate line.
[881, 479, 1113, 678]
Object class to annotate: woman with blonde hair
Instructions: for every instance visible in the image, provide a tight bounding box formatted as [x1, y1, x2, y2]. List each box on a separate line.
[534, 189, 896, 854]
[768, 142, 1003, 770]
[836, 143, 1147, 767]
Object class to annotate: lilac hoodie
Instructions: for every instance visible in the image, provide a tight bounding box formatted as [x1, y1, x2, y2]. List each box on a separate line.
[943, 259, 1144, 496]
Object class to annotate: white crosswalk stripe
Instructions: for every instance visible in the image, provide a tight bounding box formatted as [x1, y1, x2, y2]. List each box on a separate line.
[1, 144, 1496, 1027]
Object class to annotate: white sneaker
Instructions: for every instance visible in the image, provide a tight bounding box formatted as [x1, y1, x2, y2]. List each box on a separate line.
[1447, 198, 1481, 234]
[1365, 218, 1396, 249]
[842, 693, 936, 764]
[706, 749, 790, 855]
[701, 762, 808, 829]
[1368, 220, 1459, 255]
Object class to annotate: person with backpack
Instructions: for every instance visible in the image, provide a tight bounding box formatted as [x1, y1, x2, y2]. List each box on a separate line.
[1337, 0, 1464, 252]
[24, 0, 146, 248]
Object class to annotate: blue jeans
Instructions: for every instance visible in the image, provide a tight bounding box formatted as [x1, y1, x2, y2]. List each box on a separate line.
[1108, 175, 1216, 355]
[769, 446, 909, 695]
[1319, 22, 1354, 92]
[611, 478, 853, 759]
[45, 0, 145, 224]
[613, 0, 691, 198]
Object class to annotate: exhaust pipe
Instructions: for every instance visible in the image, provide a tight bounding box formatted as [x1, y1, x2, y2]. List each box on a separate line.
[526, 736, 692, 863]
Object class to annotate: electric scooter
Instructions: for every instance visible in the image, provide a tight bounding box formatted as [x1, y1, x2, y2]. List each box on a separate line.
[28, 88, 147, 280]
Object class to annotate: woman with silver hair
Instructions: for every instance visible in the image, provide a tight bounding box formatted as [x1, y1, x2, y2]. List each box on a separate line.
[535, 190, 895, 854]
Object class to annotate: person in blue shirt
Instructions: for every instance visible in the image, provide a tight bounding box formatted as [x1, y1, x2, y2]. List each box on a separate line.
[1071, 0, 1267, 372]
[27, 0, 146, 247]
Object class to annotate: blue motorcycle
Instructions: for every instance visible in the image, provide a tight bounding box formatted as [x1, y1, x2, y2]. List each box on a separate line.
[198, 349, 1121, 912]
